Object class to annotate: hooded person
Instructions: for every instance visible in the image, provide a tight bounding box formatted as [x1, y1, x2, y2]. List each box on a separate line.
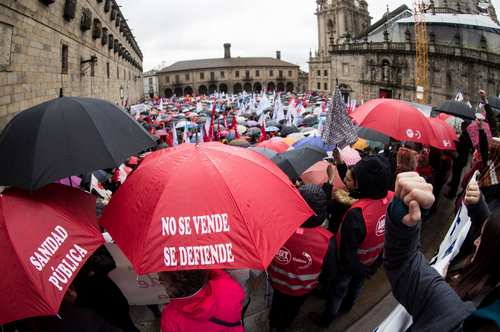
[310, 156, 394, 328]
[158, 269, 244, 332]
[267, 184, 335, 332]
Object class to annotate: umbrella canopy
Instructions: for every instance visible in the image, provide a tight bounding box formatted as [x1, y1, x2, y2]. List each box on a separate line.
[0, 97, 156, 191]
[467, 121, 493, 148]
[428, 118, 458, 150]
[434, 100, 475, 120]
[237, 125, 247, 134]
[488, 96, 500, 112]
[256, 140, 289, 153]
[357, 126, 390, 144]
[100, 143, 313, 274]
[339, 146, 361, 166]
[175, 121, 197, 129]
[229, 138, 251, 148]
[352, 99, 437, 145]
[301, 161, 346, 190]
[248, 147, 278, 159]
[281, 125, 300, 137]
[0, 184, 104, 324]
[246, 120, 259, 127]
[272, 145, 327, 180]
[352, 138, 369, 151]
[293, 136, 334, 153]
[246, 127, 261, 137]
[282, 133, 304, 146]
[265, 126, 280, 132]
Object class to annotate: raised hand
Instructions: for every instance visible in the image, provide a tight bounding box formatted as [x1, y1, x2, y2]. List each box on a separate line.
[395, 172, 435, 227]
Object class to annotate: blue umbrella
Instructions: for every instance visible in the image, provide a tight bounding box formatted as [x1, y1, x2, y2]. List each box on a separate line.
[293, 136, 335, 153]
[266, 126, 280, 132]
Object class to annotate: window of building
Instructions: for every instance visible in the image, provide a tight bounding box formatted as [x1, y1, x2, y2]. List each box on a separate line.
[270, 70, 274, 77]
[317, 82, 321, 90]
[90, 56, 95, 77]
[324, 70, 328, 76]
[61, 44, 68, 74]
[175, 74, 180, 82]
[129, 71, 131, 80]
[117, 65, 119, 79]
[324, 83, 328, 90]
[279, 70, 283, 77]
[166, 76, 170, 83]
[106, 62, 110, 78]
[210, 72, 215, 80]
[245, 70, 250, 78]
[317, 70, 321, 76]
[235, 70, 239, 78]
[288, 70, 292, 77]
[200, 72, 204, 80]
[342, 63, 349, 75]
[256, 70, 260, 77]
[123, 69, 126, 80]
[149, 77, 153, 86]
[220, 71, 225, 79]
[185, 73, 190, 80]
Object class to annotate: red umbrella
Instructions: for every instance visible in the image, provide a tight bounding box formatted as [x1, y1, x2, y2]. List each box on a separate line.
[428, 117, 458, 150]
[256, 139, 289, 153]
[351, 99, 437, 145]
[0, 184, 104, 324]
[100, 143, 313, 274]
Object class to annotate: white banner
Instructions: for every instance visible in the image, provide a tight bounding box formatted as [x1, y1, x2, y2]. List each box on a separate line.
[375, 202, 472, 332]
[105, 240, 169, 306]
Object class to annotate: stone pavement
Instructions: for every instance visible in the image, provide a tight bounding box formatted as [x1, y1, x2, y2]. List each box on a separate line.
[131, 195, 456, 332]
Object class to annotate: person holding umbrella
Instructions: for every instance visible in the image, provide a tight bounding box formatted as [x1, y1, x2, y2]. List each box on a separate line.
[310, 156, 394, 328]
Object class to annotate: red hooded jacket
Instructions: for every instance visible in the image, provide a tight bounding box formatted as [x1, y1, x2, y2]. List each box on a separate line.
[161, 270, 244, 332]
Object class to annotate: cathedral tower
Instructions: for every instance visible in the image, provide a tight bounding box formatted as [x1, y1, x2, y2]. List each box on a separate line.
[310, 0, 371, 92]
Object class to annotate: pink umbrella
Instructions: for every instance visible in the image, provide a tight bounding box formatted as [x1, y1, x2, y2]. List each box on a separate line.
[301, 161, 346, 190]
[339, 146, 361, 166]
[467, 121, 492, 149]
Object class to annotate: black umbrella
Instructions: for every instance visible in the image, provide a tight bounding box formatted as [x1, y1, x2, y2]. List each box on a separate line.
[281, 125, 300, 137]
[271, 145, 327, 180]
[488, 97, 500, 114]
[434, 100, 475, 120]
[357, 126, 390, 144]
[302, 115, 318, 127]
[0, 97, 157, 191]
[248, 147, 278, 159]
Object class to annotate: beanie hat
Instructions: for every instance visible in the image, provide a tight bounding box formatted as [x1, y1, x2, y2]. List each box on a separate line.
[351, 156, 390, 199]
[299, 184, 327, 228]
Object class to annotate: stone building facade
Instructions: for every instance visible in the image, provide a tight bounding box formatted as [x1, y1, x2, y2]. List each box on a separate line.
[309, 0, 370, 92]
[0, 0, 143, 128]
[143, 69, 159, 98]
[158, 44, 300, 97]
[309, 0, 500, 106]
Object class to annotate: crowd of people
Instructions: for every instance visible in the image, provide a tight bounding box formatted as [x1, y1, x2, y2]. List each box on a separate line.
[1, 87, 499, 332]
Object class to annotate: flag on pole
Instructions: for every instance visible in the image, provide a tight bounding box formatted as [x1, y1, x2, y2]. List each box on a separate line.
[183, 122, 191, 144]
[321, 87, 358, 149]
[208, 102, 216, 140]
[171, 122, 178, 146]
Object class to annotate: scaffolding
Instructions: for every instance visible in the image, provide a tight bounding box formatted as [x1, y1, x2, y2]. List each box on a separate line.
[413, 0, 430, 104]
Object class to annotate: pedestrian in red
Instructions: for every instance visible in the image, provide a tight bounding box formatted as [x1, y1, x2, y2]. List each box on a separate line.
[268, 184, 335, 331]
[159, 270, 244, 332]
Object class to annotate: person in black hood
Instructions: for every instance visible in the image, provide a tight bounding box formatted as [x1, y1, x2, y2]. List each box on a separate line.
[310, 156, 393, 328]
[268, 184, 335, 331]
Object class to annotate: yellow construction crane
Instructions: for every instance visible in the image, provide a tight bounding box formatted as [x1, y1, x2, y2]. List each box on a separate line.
[413, 0, 430, 104]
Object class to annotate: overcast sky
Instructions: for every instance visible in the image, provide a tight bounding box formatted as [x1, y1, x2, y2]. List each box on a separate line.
[117, 0, 500, 72]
